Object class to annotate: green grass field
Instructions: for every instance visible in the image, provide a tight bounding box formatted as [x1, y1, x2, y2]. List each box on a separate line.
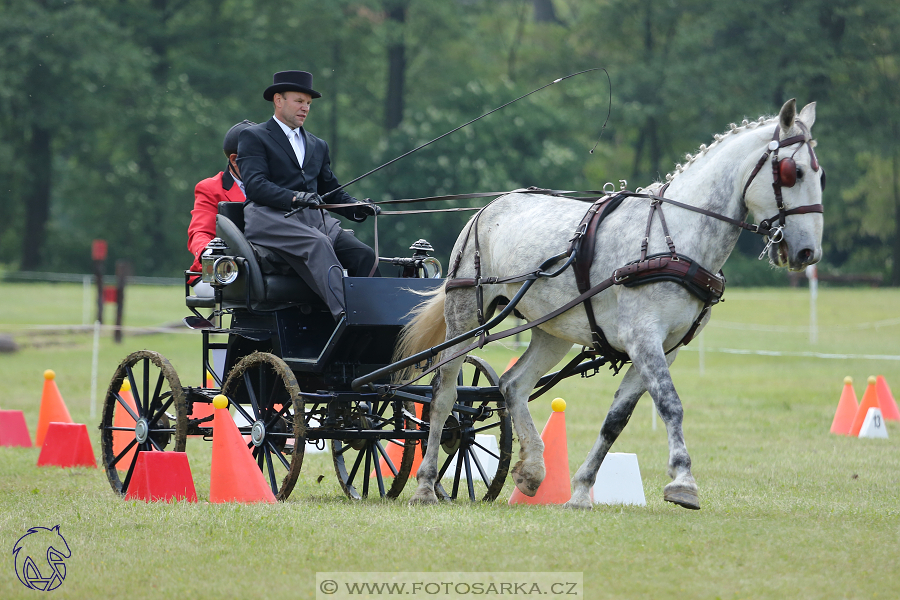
[1, 282, 899, 599]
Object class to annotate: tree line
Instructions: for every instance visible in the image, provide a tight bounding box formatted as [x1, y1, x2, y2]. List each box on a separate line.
[0, 0, 897, 285]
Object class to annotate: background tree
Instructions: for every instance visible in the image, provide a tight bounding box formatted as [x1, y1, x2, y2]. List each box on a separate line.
[0, 0, 896, 285]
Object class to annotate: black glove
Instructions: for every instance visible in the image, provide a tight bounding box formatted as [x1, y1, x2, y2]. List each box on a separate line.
[351, 198, 381, 222]
[290, 192, 322, 210]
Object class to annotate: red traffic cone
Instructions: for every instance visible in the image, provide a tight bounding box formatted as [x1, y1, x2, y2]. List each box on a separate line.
[509, 398, 571, 505]
[37, 423, 96, 468]
[830, 377, 859, 435]
[112, 381, 138, 469]
[35, 370, 73, 447]
[124, 451, 198, 502]
[849, 377, 881, 437]
[875, 376, 900, 421]
[209, 395, 276, 503]
[0, 410, 33, 447]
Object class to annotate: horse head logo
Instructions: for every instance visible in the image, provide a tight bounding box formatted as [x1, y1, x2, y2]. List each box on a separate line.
[12, 525, 71, 591]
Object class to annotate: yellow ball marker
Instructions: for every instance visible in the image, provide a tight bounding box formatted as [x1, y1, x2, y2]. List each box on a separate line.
[120, 380, 131, 392]
[213, 394, 229, 409]
[867, 375, 877, 385]
[43, 369, 55, 380]
[551, 397, 566, 412]
[843, 376, 852, 385]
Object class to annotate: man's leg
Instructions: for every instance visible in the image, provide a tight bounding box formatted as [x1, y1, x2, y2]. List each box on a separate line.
[245, 205, 347, 319]
[333, 230, 381, 277]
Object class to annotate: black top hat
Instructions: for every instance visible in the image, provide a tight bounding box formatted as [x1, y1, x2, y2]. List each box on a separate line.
[223, 120, 256, 155]
[263, 71, 322, 101]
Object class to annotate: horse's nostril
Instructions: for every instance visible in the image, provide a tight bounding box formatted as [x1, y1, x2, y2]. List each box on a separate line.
[798, 248, 813, 264]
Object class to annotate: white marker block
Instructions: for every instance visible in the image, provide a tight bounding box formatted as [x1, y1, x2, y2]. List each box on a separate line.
[592, 452, 646, 506]
[442, 434, 499, 484]
[302, 416, 327, 454]
[858, 407, 889, 439]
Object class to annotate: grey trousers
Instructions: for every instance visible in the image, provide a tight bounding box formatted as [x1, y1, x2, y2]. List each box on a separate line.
[243, 203, 377, 318]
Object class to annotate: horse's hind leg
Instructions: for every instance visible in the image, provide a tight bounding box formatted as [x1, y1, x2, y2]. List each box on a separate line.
[499, 328, 573, 497]
[408, 349, 467, 505]
[566, 364, 648, 509]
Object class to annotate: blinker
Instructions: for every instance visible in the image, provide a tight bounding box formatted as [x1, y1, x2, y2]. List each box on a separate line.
[778, 157, 797, 187]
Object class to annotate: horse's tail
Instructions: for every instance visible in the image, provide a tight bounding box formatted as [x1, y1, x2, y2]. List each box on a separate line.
[392, 284, 448, 382]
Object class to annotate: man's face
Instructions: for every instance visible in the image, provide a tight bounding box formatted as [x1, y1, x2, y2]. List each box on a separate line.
[274, 91, 312, 129]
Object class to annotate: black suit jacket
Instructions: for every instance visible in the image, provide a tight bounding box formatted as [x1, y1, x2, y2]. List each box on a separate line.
[237, 117, 363, 220]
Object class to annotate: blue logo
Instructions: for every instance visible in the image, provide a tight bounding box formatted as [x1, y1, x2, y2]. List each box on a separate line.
[12, 525, 71, 591]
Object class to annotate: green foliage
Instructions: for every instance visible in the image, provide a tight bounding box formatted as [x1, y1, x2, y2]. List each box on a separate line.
[0, 0, 897, 283]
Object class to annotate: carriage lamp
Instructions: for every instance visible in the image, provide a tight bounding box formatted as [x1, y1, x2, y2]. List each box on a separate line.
[201, 238, 239, 285]
[410, 239, 442, 279]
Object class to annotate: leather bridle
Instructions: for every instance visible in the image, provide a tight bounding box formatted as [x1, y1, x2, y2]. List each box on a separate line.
[741, 122, 825, 252]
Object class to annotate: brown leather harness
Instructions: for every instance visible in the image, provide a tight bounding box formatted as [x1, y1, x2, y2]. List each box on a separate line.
[441, 122, 824, 376]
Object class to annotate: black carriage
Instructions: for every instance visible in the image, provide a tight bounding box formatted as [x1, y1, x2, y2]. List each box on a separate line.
[98, 202, 513, 502]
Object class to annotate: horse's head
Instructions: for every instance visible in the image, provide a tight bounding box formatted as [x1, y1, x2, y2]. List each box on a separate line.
[744, 99, 825, 271]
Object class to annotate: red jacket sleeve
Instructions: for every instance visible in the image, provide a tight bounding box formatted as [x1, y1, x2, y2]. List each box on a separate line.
[188, 172, 245, 274]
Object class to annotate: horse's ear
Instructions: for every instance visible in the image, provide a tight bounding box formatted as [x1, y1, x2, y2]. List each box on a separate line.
[779, 98, 797, 132]
[798, 102, 816, 129]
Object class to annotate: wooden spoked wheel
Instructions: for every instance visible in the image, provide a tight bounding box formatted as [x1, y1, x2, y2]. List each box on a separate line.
[425, 355, 513, 502]
[99, 350, 187, 495]
[331, 397, 417, 500]
[221, 352, 304, 501]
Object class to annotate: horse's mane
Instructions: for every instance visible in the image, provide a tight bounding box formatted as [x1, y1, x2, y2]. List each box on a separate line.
[663, 115, 778, 184]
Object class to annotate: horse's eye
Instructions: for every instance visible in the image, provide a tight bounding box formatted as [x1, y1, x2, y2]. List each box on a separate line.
[797, 167, 804, 180]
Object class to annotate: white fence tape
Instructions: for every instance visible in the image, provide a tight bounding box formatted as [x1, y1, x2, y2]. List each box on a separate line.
[679, 346, 900, 361]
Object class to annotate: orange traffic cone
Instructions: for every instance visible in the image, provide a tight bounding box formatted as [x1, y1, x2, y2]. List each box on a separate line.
[849, 377, 881, 437]
[372, 403, 422, 479]
[509, 398, 571, 505]
[112, 381, 138, 469]
[504, 357, 519, 373]
[875, 375, 900, 421]
[830, 377, 859, 435]
[35, 370, 73, 447]
[208, 395, 276, 503]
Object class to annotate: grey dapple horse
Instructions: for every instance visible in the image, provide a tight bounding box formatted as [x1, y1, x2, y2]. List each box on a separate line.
[397, 99, 824, 509]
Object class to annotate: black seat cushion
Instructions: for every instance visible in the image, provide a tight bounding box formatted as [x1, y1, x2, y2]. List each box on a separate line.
[216, 212, 323, 310]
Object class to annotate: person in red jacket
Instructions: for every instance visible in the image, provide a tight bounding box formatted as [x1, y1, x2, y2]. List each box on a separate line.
[187, 120, 255, 294]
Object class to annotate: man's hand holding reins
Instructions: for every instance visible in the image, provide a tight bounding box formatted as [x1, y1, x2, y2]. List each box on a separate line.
[290, 191, 322, 210]
[351, 198, 381, 222]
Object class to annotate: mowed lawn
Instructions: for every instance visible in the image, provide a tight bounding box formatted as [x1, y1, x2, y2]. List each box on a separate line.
[1, 282, 898, 599]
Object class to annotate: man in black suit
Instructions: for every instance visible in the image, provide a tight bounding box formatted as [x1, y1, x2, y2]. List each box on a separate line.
[238, 70, 379, 320]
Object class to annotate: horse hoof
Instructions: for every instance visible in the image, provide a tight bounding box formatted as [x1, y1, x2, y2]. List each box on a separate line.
[408, 489, 439, 506]
[563, 499, 593, 511]
[511, 460, 544, 497]
[664, 487, 700, 510]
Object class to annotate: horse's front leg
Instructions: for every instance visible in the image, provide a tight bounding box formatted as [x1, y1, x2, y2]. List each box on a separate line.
[499, 328, 573, 497]
[630, 341, 699, 510]
[408, 354, 465, 505]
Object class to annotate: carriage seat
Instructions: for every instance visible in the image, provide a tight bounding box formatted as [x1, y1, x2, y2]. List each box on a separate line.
[215, 201, 324, 311]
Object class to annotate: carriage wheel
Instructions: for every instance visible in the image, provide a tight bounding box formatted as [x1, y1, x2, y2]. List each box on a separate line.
[424, 355, 513, 502]
[331, 398, 417, 500]
[99, 350, 187, 495]
[221, 352, 304, 501]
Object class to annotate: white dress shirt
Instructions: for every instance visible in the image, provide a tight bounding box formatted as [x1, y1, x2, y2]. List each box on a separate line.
[274, 116, 305, 167]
